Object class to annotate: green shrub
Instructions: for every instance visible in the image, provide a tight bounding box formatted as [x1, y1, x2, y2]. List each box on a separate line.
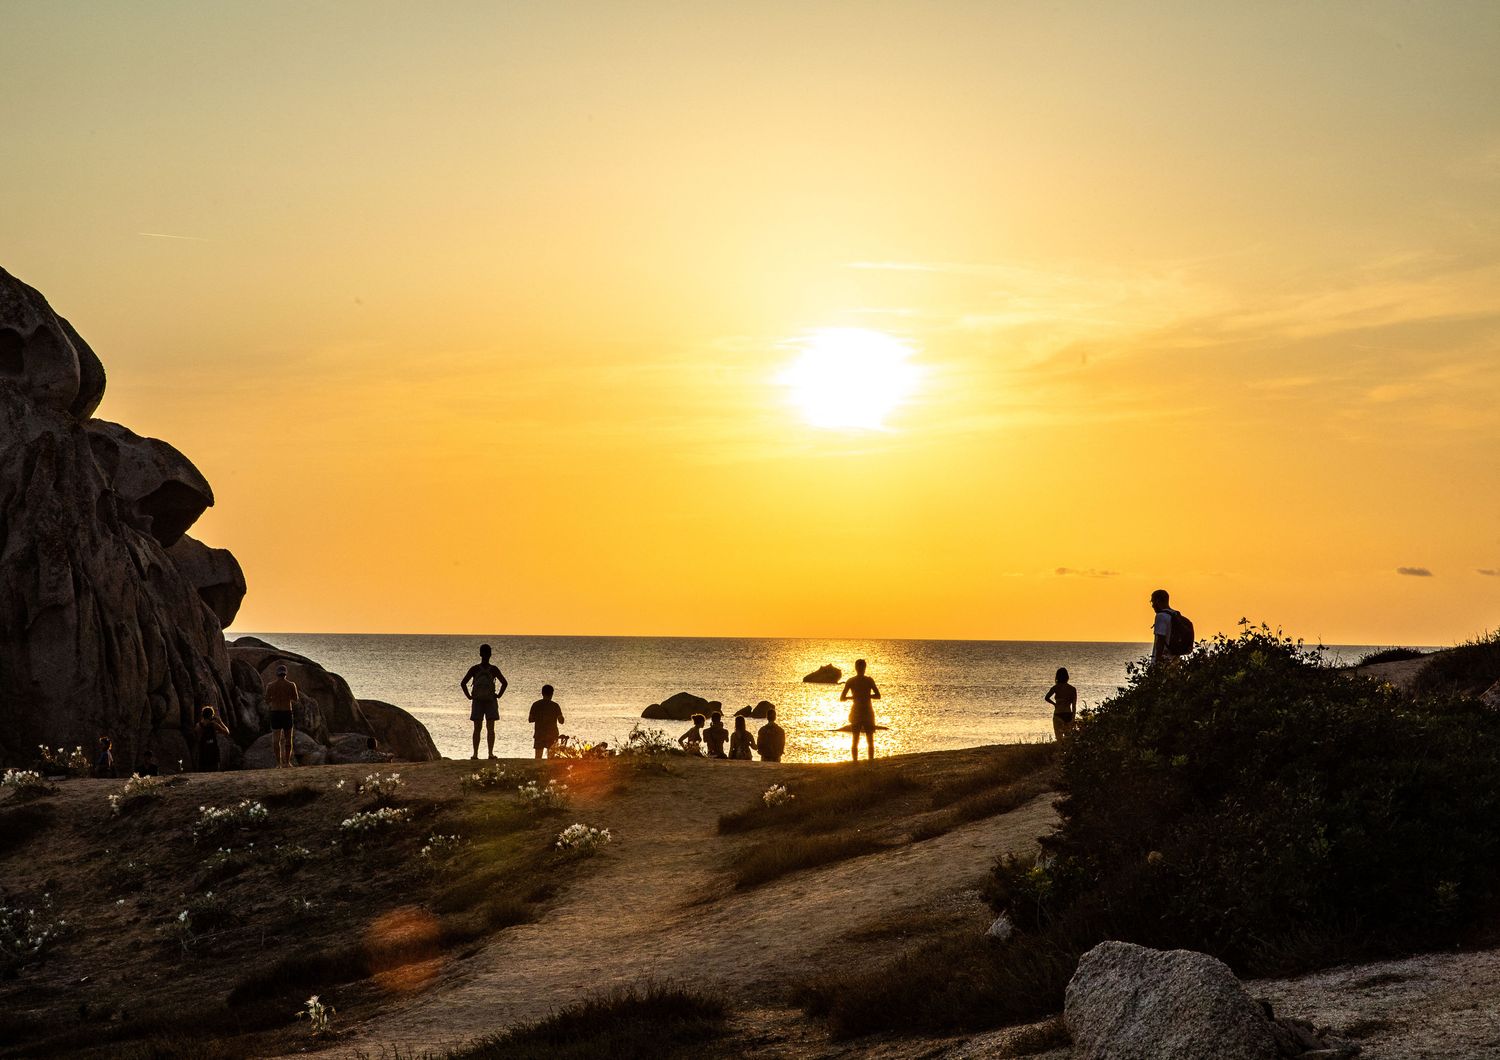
[448, 982, 726, 1059]
[807, 626, 1500, 1038]
[1412, 631, 1500, 697]
[998, 626, 1500, 969]
[1355, 646, 1429, 666]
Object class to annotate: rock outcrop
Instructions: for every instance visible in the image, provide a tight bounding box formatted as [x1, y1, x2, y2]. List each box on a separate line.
[0, 267, 439, 769]
[733, 700, 776, 719]
[803, 664, 842, 684]
[226, 639, 369, 745]
[1064, 942, 1359, 1060]
[642, 692, 715, 721]
[359, 699, 441, 762]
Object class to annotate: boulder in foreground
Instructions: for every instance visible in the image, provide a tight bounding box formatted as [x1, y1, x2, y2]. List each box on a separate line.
[1065, 941, 1358, 1060]
[803, 664, 841, 684]
[359, 699, 441, 762]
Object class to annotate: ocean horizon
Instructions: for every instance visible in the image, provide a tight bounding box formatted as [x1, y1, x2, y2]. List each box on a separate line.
[229, 633, 1406, 763]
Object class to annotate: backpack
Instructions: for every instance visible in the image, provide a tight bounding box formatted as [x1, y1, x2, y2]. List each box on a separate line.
[1167, 610, 1195, 656]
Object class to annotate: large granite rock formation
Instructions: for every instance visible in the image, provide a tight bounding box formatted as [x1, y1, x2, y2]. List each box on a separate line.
[0, 267, 438, 768]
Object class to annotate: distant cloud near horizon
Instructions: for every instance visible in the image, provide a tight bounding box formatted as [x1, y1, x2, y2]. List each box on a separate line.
[1396, 566, 1434, 577]
[1478, 569, 1500, 577]
[1056, 567, 1120, 578]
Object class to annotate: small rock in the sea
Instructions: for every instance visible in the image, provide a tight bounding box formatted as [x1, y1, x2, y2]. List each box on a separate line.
[986, 914, 1014, 942]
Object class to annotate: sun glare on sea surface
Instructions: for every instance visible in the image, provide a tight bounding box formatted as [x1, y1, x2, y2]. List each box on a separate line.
[779, 328, 920, 430]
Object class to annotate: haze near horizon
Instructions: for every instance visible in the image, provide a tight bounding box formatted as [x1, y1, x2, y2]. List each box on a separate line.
[4, 1, 1498, 644]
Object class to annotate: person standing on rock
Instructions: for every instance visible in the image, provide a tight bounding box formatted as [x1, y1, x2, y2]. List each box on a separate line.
[461, 643, 508, 761]
[265, 663, 300, 768]
[758, 706, 786, 763]
[840, 658, 882, 762]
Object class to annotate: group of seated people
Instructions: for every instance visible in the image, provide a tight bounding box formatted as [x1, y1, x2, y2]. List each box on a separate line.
[678, 707, 785, 762]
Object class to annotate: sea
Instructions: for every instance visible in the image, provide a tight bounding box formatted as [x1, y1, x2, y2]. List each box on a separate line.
[229, 634, 1397, 764]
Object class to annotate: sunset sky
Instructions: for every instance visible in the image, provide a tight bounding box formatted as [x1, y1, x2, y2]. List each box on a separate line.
[4, 1, 1498, 644]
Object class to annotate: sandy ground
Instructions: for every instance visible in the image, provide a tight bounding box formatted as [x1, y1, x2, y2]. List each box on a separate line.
[330, 755, 1058, 1057]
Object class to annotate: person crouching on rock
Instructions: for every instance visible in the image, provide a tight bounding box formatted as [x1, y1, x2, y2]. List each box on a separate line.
[704, 712, 730, 759]
[461, 643, 508, 761]
[678, 714, 705, 755]
[758, 707, 786, 763]
[728, 715, 756, 760]
[93, 736, 115, 778]
[196, 706, 231, 772]
[265, 663, 300, 768]
[529, 684, 565, 760]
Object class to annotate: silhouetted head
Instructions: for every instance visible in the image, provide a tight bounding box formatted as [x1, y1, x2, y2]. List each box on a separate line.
[855, 658, 867, 674]
[691, 713, 705, 727]
[366, 736, 377, 750]
[710, 711, 723, 723]
[99, 736, 111, 748]
[734, 716, 747, 731]
[541, 684, 554, 699]
[766, 706, 777, 722]
[275, 663, 288, 677]
[200, 705, 215, 721]
[1151, 589, 1170, 610]
[1056, 667, 1069, 683]
[143, 749, 156, 762]
[479, 643, 492, 660]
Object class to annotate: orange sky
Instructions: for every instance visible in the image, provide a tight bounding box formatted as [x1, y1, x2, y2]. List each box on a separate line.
[4, 2, 1498, 643]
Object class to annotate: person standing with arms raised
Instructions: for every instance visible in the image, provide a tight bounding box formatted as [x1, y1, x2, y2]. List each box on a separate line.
[462, 643, 508, 760]
[840, 658, 882, 762]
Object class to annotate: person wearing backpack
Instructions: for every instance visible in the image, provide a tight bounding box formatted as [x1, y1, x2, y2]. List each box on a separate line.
[1150, 589, 1195, 664]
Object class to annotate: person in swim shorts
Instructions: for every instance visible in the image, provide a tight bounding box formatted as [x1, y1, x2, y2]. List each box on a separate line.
[265, 663, 300, 768]
[461, 643, 508, 760]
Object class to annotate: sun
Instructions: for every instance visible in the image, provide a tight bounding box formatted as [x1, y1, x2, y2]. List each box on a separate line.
[779, 328, 921, 430]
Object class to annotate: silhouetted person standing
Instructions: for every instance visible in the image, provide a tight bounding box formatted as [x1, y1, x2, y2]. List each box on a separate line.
[758, 706, 786, 762]
[1150, 589, 1194, 665]
[1045, 667, 1077, 741]
[462, 643, 508, 760]
[841, 658, 881, 762]
[196, 705, 231, 772]
[265, 663, 300, 768]
[729, 715, 757, 760]
[529, 684, 564, 760]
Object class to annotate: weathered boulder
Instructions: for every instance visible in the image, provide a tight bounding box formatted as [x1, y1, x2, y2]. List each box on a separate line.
[359, 699, 441, 762]
[1482, 680, 1500, 710]
[0, 266, 84, 412]
[85, 419, 213, 547]
[642, 692, 713, 721]
[0, 375, 232, 768]
[803, 664, 842, 684]
[327, 731, 393, 764]
[59, 316, 105, 419]
[1064, 942, 1278, 1060]
[226, 639, 368, 744]
[242, 730, 327, 770]
[166, 535, 246, 628]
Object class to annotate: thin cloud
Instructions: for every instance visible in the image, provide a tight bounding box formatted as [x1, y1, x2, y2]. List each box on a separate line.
[1396, 566, 1434, 577]
[137, 231, 209, 242]
[1055, 567, 1120, 578]
[1477, 569, 1500, 577]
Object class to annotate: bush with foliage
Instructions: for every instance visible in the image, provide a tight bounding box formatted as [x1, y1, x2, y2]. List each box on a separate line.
[35, 745, 90, 777]
[994, 626, 1500, 976]
[192, 800, 270, 843]
[356, 771, 405, 805]
[618, 724, 684, 757]
[516, 780, 570, 812]
[461, 764, 510, 792]
[107, 773, 168, 815]
[2, 769, 54, 798]
[803, 625, 1500, 1038]
[1355, 646, 1429, 666]
[0, 893, 69, 970]
[1412, 630, 1500, 698]
[339, 806, 411, 836]
[555, 823, 612, 856]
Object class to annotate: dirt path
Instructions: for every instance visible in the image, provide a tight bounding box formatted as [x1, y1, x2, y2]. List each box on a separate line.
[333, 757, 1058, 1056]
